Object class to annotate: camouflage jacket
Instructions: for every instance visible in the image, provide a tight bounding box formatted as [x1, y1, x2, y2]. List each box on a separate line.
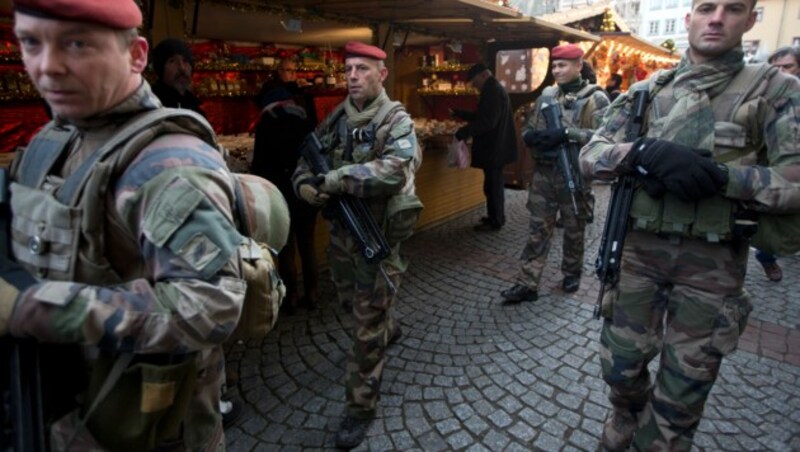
[523, 81, 610, 159]
[292, 91, 421, 216]
[8, 82, 245, 450]
[580, 53, 800, 215]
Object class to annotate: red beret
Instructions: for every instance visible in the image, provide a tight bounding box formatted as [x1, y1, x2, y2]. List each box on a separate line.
[13, 0, 142, 29]
[551, 44, 584, 60]
[344, 41, 387, 61]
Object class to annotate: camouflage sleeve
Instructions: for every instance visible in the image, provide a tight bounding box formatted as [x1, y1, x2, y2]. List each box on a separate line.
[567, 91, 612, 145]
[332, 109, 419, 198]
[291, 156, 315, 195]
[521, 97, 547, 156]
[11, 134, 247, 354]
[725, 75, 800, 213]
[579, 90, 639, 181]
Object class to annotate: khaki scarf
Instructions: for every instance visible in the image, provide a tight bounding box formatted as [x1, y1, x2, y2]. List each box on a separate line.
[658, 47, 745, 150]
[343, 88, 390, 128]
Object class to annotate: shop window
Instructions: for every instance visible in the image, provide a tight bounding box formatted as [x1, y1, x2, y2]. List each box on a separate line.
[650, 0, 662, 10]
[755, 7, 764, 22]
[495, 48, 550, 93]
[665, 19, 676, 34]
[648, 20, 660, 35]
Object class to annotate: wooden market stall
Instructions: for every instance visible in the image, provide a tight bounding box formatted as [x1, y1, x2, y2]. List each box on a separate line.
[539, 0, 681, 90]
[0, 0, 597, 264]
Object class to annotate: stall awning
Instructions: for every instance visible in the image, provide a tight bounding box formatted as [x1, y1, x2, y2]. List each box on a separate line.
[596, 32, 679, 61]
[222, 0, 598, 45]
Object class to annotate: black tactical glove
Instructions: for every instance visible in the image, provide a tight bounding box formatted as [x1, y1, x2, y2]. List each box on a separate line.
[1, 255, 37, 335]
[528, 128, 567, 149]
[629, 138, 728, 201]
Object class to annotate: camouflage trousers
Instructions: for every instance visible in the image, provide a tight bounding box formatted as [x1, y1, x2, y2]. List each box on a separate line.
[516, 162, 589, 289]
[328, 222, 405, 418]
[600, 231, 752, 451]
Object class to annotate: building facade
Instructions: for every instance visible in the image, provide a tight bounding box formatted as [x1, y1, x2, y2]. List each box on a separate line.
[742, 0, 800, 62]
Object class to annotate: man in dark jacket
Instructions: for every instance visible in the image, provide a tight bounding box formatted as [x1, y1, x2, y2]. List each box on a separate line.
[151, 38, 205, 115]
[453, 63, 518, 231]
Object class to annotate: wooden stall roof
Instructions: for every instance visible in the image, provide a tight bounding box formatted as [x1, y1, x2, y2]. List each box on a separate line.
[597, 32, 680, 60]
[539, 0, 631, 33]
[230, 0, 598, 45]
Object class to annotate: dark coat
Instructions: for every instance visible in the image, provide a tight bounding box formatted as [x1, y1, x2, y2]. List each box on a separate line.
[151, 81, 206, 116]
[455, 76, 518, 169]
[251, 103, 315, 217]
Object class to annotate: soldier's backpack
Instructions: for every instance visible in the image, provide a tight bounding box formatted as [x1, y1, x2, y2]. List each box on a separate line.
[10, 108, 287, 450]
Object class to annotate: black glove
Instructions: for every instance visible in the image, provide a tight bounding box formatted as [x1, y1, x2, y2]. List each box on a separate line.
[454, 128, 468, 141]
[522, 129, 537, 147]
[630, 138, 728, 201]
[1, 256, 37, 335]
[528, 128, 567, 149]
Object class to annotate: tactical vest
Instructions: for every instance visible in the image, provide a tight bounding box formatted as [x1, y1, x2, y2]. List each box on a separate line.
[317, 100, 424, 247]
[537, 83, 603, 159]
[628, 63, 777, 243]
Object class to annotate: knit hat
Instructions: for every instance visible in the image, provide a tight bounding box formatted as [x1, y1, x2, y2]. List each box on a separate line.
[152, 38, 194, 79]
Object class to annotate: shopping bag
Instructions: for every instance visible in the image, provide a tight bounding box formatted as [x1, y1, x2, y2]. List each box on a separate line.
[447, 138, 470, 169]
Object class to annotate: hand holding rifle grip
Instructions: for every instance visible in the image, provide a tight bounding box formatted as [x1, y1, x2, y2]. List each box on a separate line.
[540, 101, 582, 216]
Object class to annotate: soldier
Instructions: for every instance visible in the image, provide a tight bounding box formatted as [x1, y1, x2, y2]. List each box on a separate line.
[580, 0, 800, 449]
[0, 0, 250, 450]
[292, 41, 422, 449]
[501, 44, 610, 303]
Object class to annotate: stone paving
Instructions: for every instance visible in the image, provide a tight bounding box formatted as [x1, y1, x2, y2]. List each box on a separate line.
[224, 183, 800, 451]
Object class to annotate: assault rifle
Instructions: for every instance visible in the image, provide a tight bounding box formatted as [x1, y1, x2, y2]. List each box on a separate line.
[593, 89, 650, 319]
[0, 168, 47, 452]
[300, 132, 392, 265]
[541, 101, 585, 216]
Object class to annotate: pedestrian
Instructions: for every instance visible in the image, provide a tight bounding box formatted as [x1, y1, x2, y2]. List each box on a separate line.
[751, 45, 800, 282]
[251, 87, 320, 312]
[292, 41, 422, 449]
[580, 0, 800, 448]
[606, 73, 623, 102]
[501, 44, 610, 303]
[151, 37, 205, 115]
[452, 63, 518, 231]
[1, 0, 253, 449]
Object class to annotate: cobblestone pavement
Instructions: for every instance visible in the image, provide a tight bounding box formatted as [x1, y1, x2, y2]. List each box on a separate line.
[225, 183, 800, 451]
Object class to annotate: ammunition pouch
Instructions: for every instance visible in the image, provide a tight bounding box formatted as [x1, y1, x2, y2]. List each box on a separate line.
[383, 194, 424, 246]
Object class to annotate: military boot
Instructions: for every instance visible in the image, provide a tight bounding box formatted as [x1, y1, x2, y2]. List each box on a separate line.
[600, 409, 638, 451]
[335, 415, 373, 449]
[501, 284, 538, 303]
[562, 275, 580, 293]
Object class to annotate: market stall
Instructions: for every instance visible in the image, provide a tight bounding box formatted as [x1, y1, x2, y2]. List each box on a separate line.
[0, 0, 596, 262]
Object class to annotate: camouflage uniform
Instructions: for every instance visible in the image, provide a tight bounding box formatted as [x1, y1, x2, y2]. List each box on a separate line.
[8, 83, 245, 451]
[292, 89, 421, 418]
[516, 82, 609, 291]
[580, 48, 800, 450]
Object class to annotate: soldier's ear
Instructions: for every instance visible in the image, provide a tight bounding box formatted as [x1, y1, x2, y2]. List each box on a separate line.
[130, 37, 149, 74]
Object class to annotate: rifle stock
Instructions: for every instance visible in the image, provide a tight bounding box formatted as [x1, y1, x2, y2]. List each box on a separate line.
[300, 133, 391, 264]
[593, 89, 649, 319]
[540, 101, 584, 216]
[1, 168, 46, 452]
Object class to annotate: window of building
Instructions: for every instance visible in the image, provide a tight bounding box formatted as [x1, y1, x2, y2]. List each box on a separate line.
[650, 0, 662, 10]
[665, 18, 676, 33]
[682, 0, 691, 7]
[793, 37, 800, 47]
[743, 40, 760, 60]
[665, 0, 678, 8]
[755, 7, 764, 22]
[649, 20, 660, 35]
